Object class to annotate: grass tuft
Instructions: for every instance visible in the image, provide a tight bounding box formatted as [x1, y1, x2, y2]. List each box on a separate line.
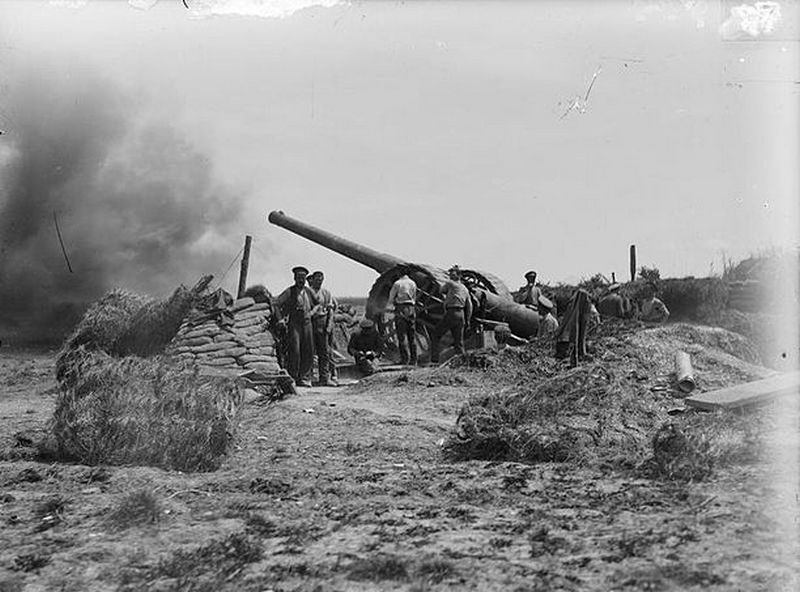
[348, 554, 410, 582]
[49, 350, 242, 472]
[107, 489, 162, 530]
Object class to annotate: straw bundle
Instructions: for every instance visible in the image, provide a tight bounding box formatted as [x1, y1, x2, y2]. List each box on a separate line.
[112, 275, 213, 357]
[55, 289, 153, 387]
[50, 347, 242, 472]
[446, 321, 769, 469]
[449, 361, 657, 464]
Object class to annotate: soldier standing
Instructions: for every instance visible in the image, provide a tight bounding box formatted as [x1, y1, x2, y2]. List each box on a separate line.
[515, 270, 542, 314]
[308, 270, 338, 386]
[388, 265, 418, 366]
[275, 266, 318, 387]
[430, 266, 473, 364]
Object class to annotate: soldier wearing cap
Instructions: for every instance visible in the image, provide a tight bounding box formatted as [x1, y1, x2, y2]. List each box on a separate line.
[515, 270, 542, 314]
[537, 295, 559, 338]
[430, 265, 473, 364]
[347, 318, 383, 375]
[275, 265, 319, 387]
[308, 270, 338, 386]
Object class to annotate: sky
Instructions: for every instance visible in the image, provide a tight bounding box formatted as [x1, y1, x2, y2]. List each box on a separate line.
[0, 0, 798, 312]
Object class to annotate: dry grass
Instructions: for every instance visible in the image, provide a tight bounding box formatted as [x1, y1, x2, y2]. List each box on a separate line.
[55, 289, 152, 386]
[47, 278, 246, 472]
[445, 321, 770, 480]
[647, 410, 767, 481]
[107, 489, 162, 530]
[49, 349, 242, 471]
[119, 532, 263, 591]
[348, 554, 410, 582]
[112, 279, 208, 357]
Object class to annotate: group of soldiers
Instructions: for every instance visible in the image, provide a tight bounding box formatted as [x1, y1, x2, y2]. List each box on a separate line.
[274, 266, 339, 387]
[274, 263, 476, 387]
[274, 264, 670, 387]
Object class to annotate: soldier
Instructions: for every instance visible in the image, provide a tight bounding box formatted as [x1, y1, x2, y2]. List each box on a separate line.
[640, 284, 670, 323]
[348, 318, 383, 376]
[515, 270, 542, 314]
[597, 284, 636, 319]
[430, 266, 473, 364]
[308, 270, 338, 386]
[537, 295, 559, 338]
[274, 266, 318, 387]
[388, 265, 418, 366]
[555, 288, 592, 365]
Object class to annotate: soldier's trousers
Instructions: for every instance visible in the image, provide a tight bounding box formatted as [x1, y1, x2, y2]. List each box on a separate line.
[430, 308, 465, 363]
[394, 303, 417, 365]
[287, 318, 313, 384]
[312, 323, 332, 383]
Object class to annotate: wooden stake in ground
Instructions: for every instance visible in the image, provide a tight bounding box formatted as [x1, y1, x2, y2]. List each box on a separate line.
[629, 244, 636, 283]
[237, 235, 252, 299]
[53, 211, 73, 273]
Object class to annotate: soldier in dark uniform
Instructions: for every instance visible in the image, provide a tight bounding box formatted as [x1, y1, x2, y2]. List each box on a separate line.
[347, 318, 383, 376]
[275, 266, 319, 387]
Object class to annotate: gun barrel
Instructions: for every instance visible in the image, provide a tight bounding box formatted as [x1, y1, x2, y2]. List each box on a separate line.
[268, 210, 404, 273]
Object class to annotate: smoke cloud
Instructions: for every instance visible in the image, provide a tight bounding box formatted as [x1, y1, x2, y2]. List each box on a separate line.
[0, 59, 244, 344]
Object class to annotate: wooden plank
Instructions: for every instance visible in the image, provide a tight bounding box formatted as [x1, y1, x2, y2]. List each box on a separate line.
[685, 371, 800, 411]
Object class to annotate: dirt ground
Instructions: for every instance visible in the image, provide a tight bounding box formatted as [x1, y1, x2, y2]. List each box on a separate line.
[1, 341, 799, 592]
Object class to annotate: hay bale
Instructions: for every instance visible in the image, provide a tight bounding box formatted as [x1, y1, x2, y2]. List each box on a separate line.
[49, 348, 242, 472]
[56, 289, 154, 387]
[112, 276, 213, 357]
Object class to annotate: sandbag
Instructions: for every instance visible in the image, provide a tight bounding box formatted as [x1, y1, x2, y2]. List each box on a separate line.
[199, 357, 238, 367]
[193, 341, 239, 354]
[234, 316, 266, 329]
[214, 332, 240, 343]
[184, 336, 214, 348]
[244, 361, 281, 373]
[231, 297, 256, 313]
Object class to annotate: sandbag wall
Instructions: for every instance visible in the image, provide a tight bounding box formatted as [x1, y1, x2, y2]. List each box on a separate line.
[166, 297, 281, 374]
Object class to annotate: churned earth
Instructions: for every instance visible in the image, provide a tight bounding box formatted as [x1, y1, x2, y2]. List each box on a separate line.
[0, 337, 798, 592]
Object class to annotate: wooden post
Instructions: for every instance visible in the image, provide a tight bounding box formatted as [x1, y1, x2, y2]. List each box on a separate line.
[629, 245, 637, 283]
[237, 235, 252, 299]
[611, 272, 616, 284]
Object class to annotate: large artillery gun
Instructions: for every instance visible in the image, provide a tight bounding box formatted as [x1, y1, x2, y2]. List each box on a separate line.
[267, 211, 539, 351]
